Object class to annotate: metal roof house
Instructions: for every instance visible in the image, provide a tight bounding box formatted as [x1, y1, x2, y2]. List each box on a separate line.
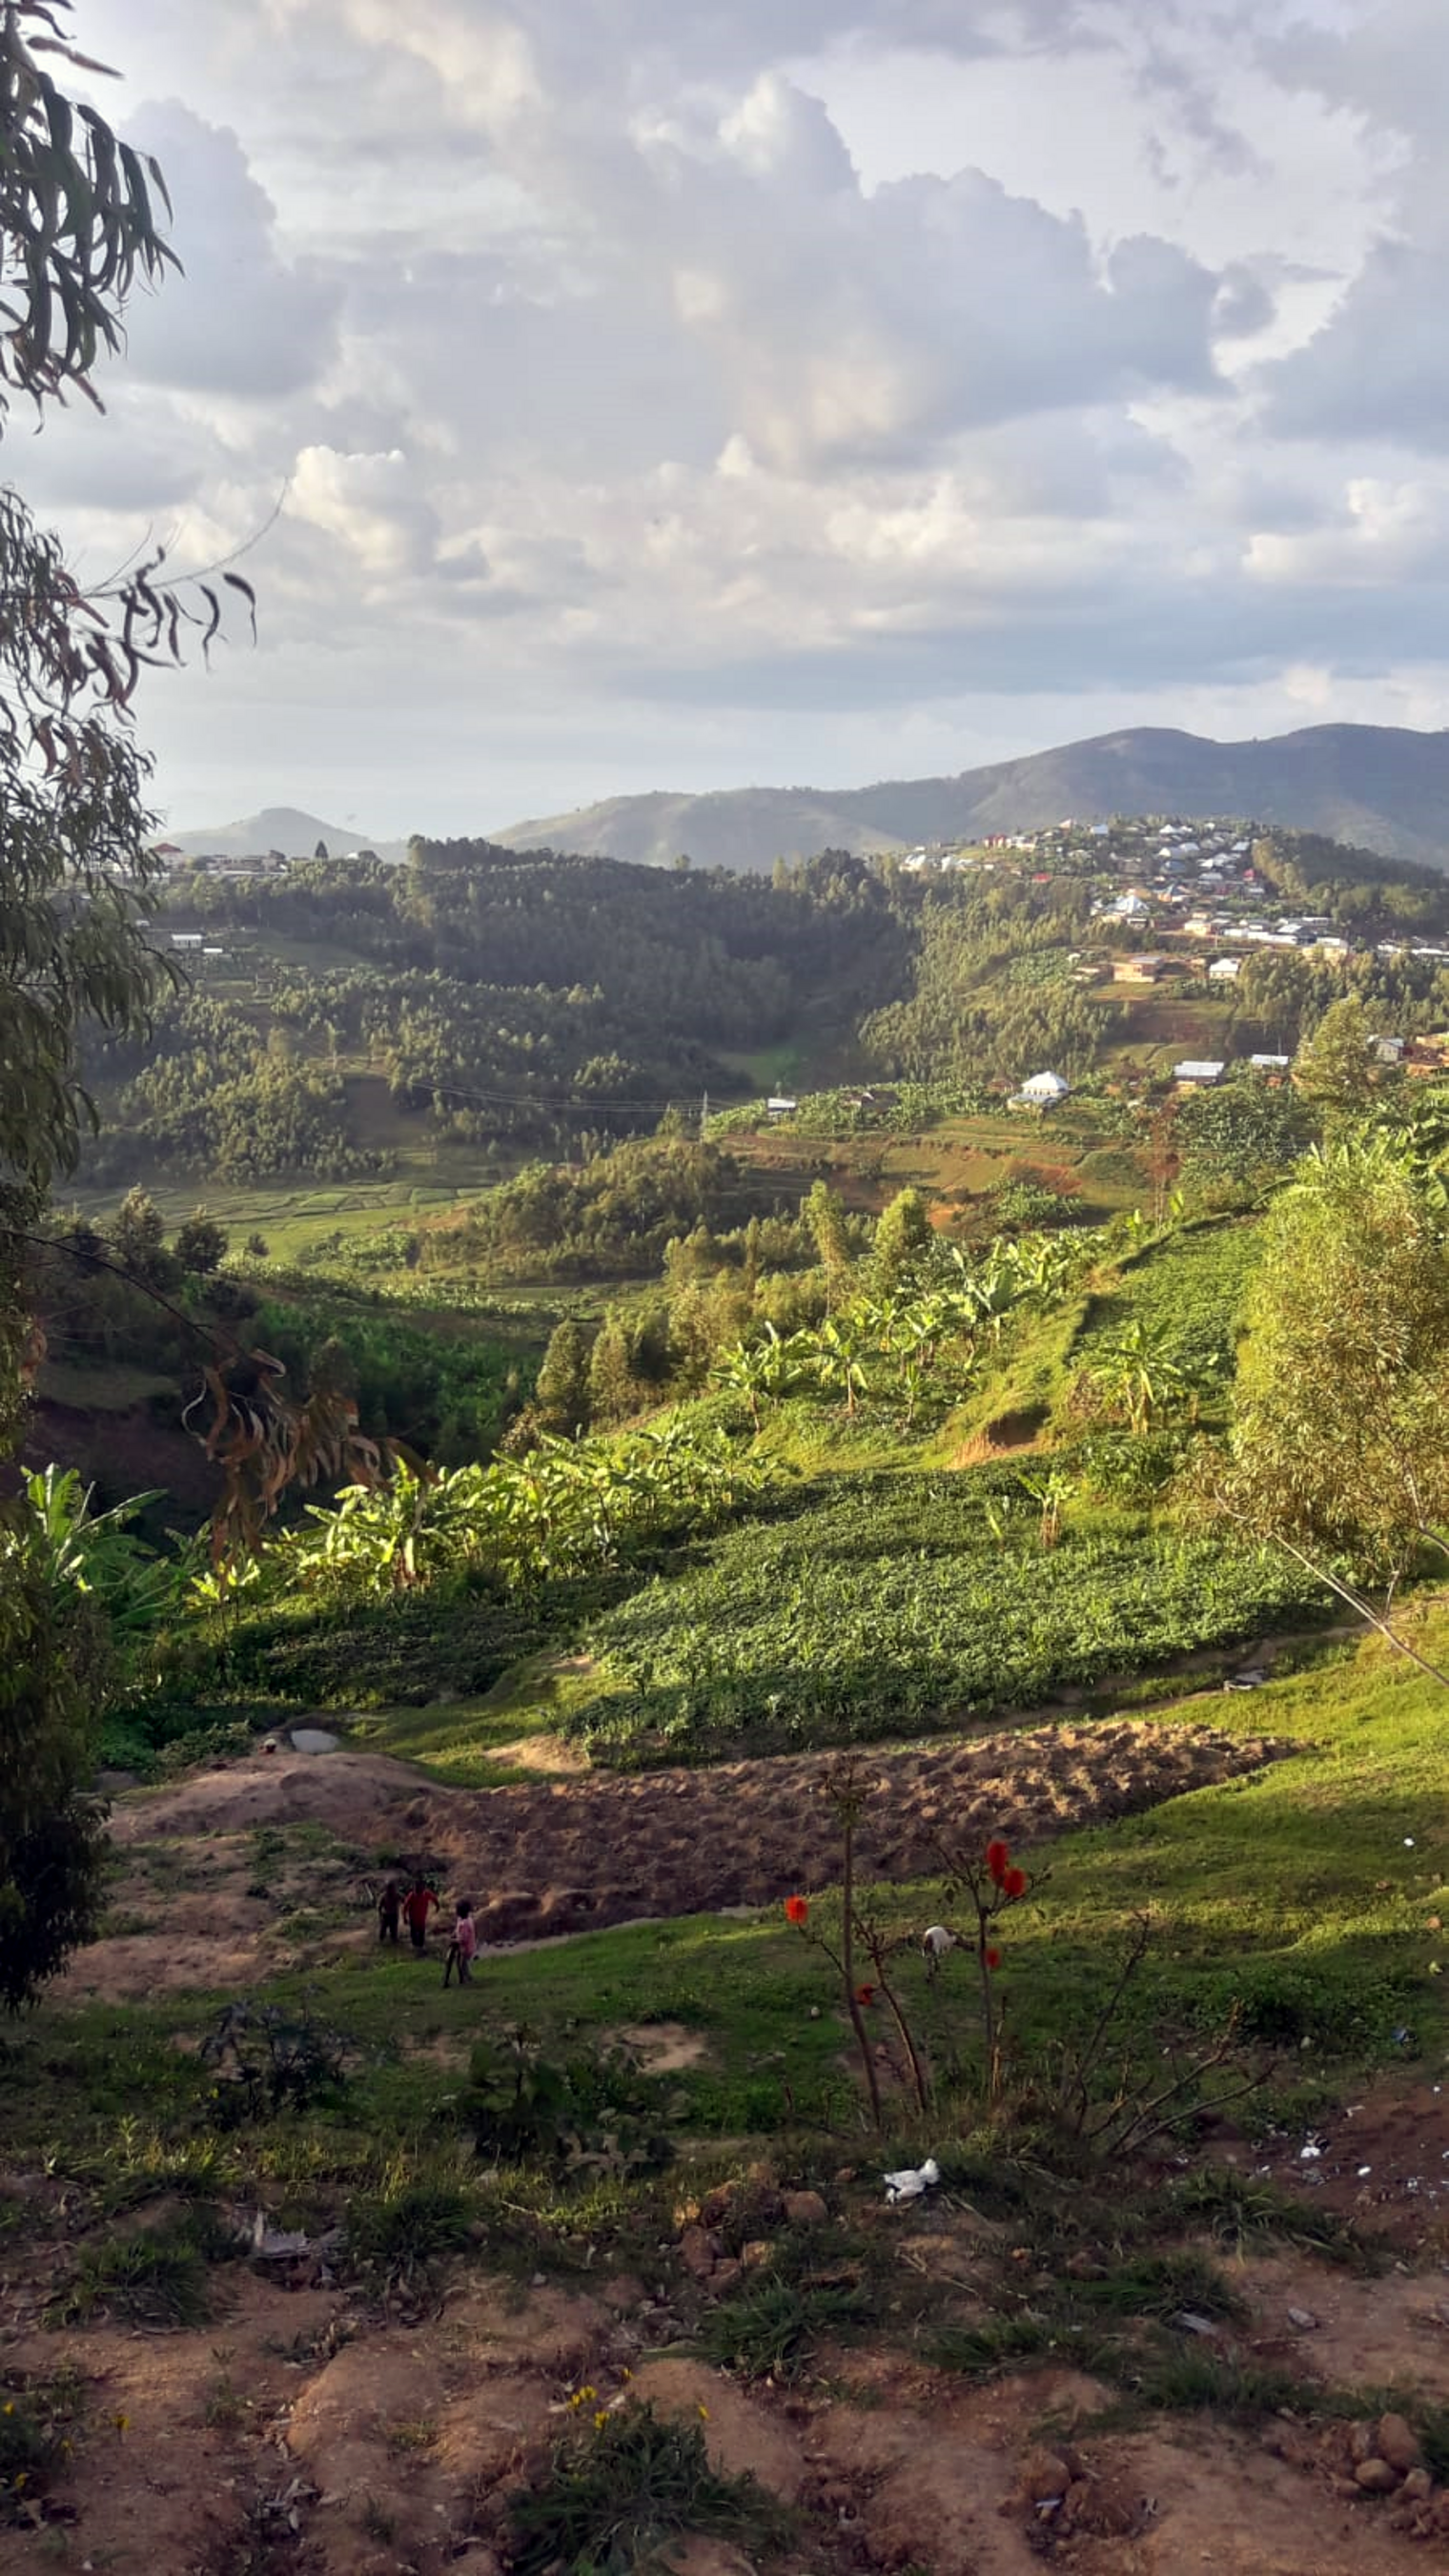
[1173, 1059, 1225, 1085]
[1013, 1069, 1071, 1107]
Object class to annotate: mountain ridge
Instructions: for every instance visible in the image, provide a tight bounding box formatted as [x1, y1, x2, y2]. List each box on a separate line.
[163, 806, 409, 864]
[493, 722, 1449, 874]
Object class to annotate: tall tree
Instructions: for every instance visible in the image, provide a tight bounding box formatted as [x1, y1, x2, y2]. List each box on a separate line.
[1, 2, 249, 2010]
[1212, 1141, 1449, 1675]
[587, 1312, 638, 1426]
[172, 1208, 229, 1277]
[0, 2, 253, 1439]
[872, 1186, 932, 1293]
[534, 1319, 592, 1436]
[804, 1177, 850, 1306]
[111, 1185, 170, 1284]
[1293, 995, 1376, 1125]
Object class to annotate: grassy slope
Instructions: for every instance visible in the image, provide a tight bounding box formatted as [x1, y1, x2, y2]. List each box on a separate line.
[371, 1610, 1449, 2083]
[23, 1608, 1448, 2177]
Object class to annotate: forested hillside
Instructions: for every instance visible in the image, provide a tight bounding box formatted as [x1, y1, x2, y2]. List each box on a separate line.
[79, 824, 1449, 1207]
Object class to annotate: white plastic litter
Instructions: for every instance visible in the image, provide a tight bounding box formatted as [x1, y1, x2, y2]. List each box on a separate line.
[884, 2157, 941, 2203]
[922, 1926, 956, 1958]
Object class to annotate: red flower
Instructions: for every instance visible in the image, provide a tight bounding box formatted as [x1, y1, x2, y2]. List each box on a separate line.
[855, 1984, 875, 2006]
[985, 1946, 1002, 1971]
[1002, 1867, 1028, 1901]
[784, 1894, 809, 1927]
[986, 1838, 1010, 1885]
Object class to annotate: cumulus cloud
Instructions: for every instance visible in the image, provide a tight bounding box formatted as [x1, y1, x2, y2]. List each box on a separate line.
[38, 0, 1449, 828]
[116, 102, 340, 398]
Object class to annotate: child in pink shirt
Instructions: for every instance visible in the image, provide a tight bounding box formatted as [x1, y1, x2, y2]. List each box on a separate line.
[443, 1900, 478, 1987]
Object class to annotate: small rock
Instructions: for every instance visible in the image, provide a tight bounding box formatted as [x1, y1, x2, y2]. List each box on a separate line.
[1401, 2468, 1434, 2504]
[1354, 2459, 1401, 2496]
[679, 2226, 716, 2281]
[741, 2239, 774, 2270]
[1286, 2306, 1318, 2332]
[783, 2189, 828, 2228]
[700, 2185, 736, 2229]
[601, 2274, 646, 2312]
[1350, 2423, 1377, 2464]
[1376, 2415, 1421, 2475]
[1172, 2311, 1219, 2338]
[709, 2260, 743, 2296]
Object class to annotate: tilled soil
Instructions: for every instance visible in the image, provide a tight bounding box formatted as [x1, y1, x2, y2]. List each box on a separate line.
[84, 1719, 1294, 1998]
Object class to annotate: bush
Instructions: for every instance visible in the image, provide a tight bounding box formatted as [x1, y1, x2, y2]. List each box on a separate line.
[198, 2001, 352, 2125]
[460, 2028, 675, 2179]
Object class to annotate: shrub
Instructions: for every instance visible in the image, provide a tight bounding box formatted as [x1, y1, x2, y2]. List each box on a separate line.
[198, 2001, 351, 2125]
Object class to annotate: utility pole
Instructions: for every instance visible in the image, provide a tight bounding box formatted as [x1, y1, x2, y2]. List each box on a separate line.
[700, 1090, 709, 1135]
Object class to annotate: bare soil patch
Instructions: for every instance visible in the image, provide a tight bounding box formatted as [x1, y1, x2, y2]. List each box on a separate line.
[612, 2021, 712, 2075]
[1210, 2079, 1449, 2258]
[86, 1720, 1290, 1997]
[5, 2238, 1447, 2576]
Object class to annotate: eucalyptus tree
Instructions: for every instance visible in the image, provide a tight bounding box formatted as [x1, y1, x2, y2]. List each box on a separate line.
[1, 1, 252, 2009]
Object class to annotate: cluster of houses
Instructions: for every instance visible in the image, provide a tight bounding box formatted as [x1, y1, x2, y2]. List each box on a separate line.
[150, 843, 383, 884]
[166, 930, 231, 972]
[1010, 1053, 1289, 1107]
[898, 815, 1449, 981]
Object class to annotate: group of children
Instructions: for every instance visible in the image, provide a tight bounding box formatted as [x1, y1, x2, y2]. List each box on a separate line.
[376, 1873, 479, 1985]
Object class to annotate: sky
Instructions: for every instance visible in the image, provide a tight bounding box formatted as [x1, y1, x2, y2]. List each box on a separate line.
[24, 0, 1449, 835]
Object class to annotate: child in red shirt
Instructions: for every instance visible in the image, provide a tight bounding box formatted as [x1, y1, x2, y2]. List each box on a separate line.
[401, 1875, 438, 1952]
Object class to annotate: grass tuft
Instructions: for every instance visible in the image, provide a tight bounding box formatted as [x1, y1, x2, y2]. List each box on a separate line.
[700, 2269, 874, 2382]
[57, 2218, 220, 2328]
[508, 2402, 791, 2576]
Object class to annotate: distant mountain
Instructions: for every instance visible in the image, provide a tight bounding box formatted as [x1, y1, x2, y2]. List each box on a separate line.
[164, 806, 409, 864]
[495, 724, 1449, 875]
[494, 787, 903, 872]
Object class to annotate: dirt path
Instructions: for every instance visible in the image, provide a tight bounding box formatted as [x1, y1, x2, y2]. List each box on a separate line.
[77, 1719, 1294, 2001]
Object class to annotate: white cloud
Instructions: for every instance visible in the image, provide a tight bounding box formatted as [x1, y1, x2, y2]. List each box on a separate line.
[116, 103, 340, 398]
[28, 0, 1449, 828]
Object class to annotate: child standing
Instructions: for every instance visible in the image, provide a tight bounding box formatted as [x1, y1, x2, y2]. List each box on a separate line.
[442, 1899, 478, 1988]
[401, 1874, 438, 1954]
[377, 1878, 401, 1946]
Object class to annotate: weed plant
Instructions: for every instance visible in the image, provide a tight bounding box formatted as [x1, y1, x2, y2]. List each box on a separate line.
[508, 2404, 791, 2576]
